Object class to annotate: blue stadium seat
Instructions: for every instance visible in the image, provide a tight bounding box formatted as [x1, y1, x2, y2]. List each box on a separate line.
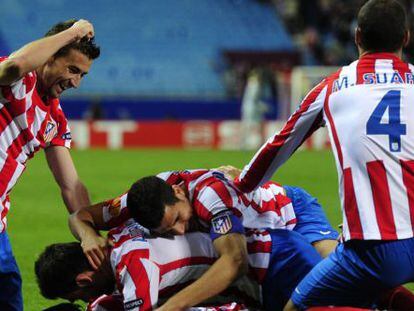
[0, 0, 293, 97]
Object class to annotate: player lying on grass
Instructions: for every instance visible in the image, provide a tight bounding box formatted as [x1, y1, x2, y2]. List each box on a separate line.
[68, 167, 339, 310]
[66, 167, 414, 311]
[36, 220, 324, 311]
[69, 167, 339, 269]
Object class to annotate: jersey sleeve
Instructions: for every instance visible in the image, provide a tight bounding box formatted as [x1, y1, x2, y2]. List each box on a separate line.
[102, 193, 131, 228]
[49, 100, 71, 148]
[118, 256, 160, 311]
[235, 78, 329, 193]
[194, 179, 245, 240]
[0, 57, 37, 103]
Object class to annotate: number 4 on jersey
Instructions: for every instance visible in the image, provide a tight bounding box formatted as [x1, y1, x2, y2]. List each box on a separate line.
[366, 90, 406, 152]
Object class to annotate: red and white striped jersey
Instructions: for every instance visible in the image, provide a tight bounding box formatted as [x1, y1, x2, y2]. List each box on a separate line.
[0, 57, 71, 232]
[235, 52, 414, 241]
[101, 170, 296, 233]
[158, 169, 296, 230]
[87, 294, 248, 311]
[109, 220, 270, 310]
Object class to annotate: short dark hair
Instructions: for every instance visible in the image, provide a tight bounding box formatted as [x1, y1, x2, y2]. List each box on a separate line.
[45, 19, 100, 60]
[127, 176, 179, 229]
[357, 0, 408, 52]
[35, 242, 90, 299]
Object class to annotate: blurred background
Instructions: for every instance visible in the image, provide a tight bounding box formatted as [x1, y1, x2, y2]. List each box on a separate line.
[3, 0, 413, 151]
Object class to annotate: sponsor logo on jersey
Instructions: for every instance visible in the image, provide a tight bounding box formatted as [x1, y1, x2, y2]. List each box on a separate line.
[44, 121, 58, 143]
[124, 298, 143, 310]
[212, 213, 233, 234]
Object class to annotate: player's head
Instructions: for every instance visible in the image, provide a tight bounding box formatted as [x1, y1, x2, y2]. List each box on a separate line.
[35, 242, 114, 302]
[356, 0, 409, 54]
[37, 19, 100, 98]
[127, 176, 193, 235]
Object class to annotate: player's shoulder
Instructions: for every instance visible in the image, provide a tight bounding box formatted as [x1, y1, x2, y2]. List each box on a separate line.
[109, 220, 149, 253]
[102, 193, 131, 227]
[193, 171, 239, 207]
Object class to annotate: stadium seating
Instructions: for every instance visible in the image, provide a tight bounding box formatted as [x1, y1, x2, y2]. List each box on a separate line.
[0, 0, 293, 97]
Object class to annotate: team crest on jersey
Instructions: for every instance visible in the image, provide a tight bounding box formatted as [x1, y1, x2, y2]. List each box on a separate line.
[128, 223, 146, 241]
[211, 213, 233, 234]
[43, 121, 58, 143]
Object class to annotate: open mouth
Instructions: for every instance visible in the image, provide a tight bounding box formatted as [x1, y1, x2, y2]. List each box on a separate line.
[59, 82, 67, 91]
[57, 81, 68, 94]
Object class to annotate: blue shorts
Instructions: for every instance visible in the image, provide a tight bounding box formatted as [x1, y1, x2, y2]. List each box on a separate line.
[284, 186, 339, 243]
[291, 238, 414, 310]
[262, 229, 322, 311]
[0, 231, 22, 311]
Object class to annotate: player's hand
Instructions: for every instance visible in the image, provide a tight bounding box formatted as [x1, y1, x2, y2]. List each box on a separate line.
[70, 19, 94, 41]
[81, 233, 112, 270]
[215, 165, 242, 180]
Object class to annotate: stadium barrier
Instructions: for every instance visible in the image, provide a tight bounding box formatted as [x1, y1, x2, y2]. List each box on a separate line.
[69, 120, 330, 150]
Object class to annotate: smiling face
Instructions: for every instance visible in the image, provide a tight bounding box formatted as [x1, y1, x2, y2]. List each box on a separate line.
[37, 49, 93, 98]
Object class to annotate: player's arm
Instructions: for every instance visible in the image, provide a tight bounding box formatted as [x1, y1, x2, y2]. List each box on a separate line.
[69, 201, 114, 270]
[45, 146, 90, 212]
[235, 78, 330, 193]
[70, 192, 130, 269]
[0, 19, 93, 85]
[157, 233, 248, 311]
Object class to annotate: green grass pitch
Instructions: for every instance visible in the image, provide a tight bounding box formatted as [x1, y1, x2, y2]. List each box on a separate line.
[6, 149, 413, 310]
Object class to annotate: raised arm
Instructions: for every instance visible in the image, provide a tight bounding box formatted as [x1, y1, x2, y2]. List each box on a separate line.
[157, 233, 248, 311]
[0, 19, 93, 85]
[235, 79, 330, 193]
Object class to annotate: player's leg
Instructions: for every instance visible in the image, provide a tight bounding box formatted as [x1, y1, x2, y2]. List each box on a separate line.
[0, 231, 23, 311]
[311, 239, 338, 258]
[284, 185, 339, 257]
[289, 238, 414, 310]
[261, 229, 323, 311]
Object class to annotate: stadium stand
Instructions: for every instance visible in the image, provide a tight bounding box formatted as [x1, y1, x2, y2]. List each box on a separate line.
[0, 0, 293, 98]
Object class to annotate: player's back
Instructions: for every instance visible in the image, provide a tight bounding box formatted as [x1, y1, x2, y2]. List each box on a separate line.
[109, 220, 263, 306]
[325, 53, 414, 241]
[158, 169, 296, 230]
